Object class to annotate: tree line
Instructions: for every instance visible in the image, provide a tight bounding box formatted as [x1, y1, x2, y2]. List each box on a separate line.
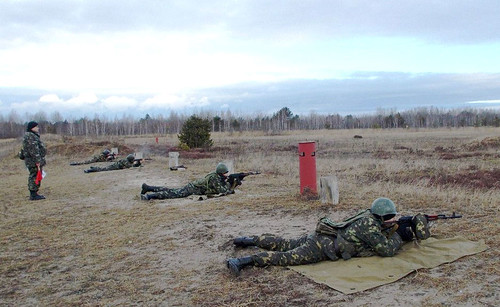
[1, 106, 500, 139]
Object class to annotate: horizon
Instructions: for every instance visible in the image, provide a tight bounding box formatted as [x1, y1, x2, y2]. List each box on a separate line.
[2, 102, 499, 125]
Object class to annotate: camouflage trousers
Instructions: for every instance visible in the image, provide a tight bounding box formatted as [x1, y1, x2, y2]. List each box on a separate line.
[154, 183, 204, 199]
[250, 233, 339, 267]
[71, 160, 94, 165]
[27, 166, 41, 192]
[88, 165, 120, 172]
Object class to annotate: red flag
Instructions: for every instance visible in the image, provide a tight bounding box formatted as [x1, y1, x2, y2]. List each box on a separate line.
[35, 169, 43, 185]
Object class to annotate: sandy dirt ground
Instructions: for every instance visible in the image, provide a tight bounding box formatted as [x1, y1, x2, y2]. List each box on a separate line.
[1, 131, 499, 306]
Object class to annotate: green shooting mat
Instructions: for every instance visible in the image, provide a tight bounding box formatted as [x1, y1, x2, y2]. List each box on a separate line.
[289, 236, 488, 294]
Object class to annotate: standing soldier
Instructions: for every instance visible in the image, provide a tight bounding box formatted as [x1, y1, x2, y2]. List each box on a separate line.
[83, 154, 141, 173]
[141, 162, 234, 200]
[70, 149, 116, 165]
[22, 121, 47, 200]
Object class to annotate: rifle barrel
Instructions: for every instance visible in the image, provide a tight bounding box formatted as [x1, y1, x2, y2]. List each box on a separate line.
[400, 212, 462, 223]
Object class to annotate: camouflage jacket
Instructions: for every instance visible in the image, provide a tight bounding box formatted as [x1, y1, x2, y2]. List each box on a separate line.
[22, 131, 46, 168]
[189, 172, 232, 195]
[89, 153, 109, 163]
[335, 209, 403, 259]
[72, 153, 108, 165]
[106, 158, 135, 170]
[72, 153, 116, 165]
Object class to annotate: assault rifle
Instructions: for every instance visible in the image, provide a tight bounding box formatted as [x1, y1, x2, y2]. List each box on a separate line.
[397, 212, 462, 227]
[133, 158, 146, 167]
[228, 171, 261, 189]
[133, 157, 152, 167]
[385, 212, 462, 240]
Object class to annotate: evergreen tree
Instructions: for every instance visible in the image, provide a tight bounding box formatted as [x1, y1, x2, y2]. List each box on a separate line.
[178, 115, 213, 149]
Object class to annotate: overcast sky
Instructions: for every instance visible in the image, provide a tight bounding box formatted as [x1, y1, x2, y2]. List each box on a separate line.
[1, 0, 500, 120]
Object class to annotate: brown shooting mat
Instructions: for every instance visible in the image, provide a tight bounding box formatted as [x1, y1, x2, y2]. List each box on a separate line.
[289, 236, 488, 294]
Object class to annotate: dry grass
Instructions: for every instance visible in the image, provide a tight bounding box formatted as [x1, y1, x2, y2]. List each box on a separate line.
[1, 127, 499, 306]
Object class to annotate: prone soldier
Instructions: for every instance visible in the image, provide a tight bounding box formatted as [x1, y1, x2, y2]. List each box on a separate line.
[141, 163, 235, 200]
[84, 154, 141, 173]
[70, 149, 116, 165]
[226, 198, 431, 276]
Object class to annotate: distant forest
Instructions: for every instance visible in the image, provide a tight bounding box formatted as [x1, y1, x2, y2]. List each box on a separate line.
[1, 106, 500, 138]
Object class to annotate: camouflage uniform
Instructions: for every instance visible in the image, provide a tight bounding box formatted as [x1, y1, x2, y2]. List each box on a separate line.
[22, 130, 46, 193]
[250, 210, 403, 267]
[85, 158, 136, 172]
[153, 172, 231, 199]
[71, 153, 114, 165]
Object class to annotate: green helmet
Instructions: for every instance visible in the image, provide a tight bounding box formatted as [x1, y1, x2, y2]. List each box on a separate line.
[216, 163, 229, 174]
[126, 154, 135, 162]
[102, 149, 111, 156]
[370, 198, 397, 220]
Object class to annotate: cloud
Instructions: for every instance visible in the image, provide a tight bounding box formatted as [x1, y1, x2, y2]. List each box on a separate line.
[2, 1, 500, 45]
[102, 96, 138, 109]
[66, 93, 99, 106]
[39, 94, 62, 103]
[467, 99, 500, 104]
[186, 72, 500, 115]
[141, 94, 184, 109]
[2, 72, 500, 120]
[1, 0, 500, 103]
[141, 94, 210, 110]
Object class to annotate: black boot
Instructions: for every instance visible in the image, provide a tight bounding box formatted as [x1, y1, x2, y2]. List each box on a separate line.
[226, 256, 254, 276]
[141, 193, 160, 201]
[141, 183, 164, 194]
[30, 191, 45, 201]
[233, 236, 257, 247]
[141, 183, 149, 194]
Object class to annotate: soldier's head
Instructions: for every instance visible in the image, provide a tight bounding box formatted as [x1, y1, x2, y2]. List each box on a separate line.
[27, 121, 39, 132]
[126, 154, 135, 162]
[216, 163, 229, 175]
[102, 149, 111, 156]
[370, 197, 397, 221]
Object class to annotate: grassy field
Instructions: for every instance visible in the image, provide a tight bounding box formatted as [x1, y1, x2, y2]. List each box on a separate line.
[1, 128, 499, 306]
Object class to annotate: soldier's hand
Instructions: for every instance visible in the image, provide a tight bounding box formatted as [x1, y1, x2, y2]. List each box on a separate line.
[411, 214, 430, 240]
[383, 216, 397, 224]
[382, 224, 399, 238]
[396, 225, 415, 241]
[228, 175, 235, 186]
